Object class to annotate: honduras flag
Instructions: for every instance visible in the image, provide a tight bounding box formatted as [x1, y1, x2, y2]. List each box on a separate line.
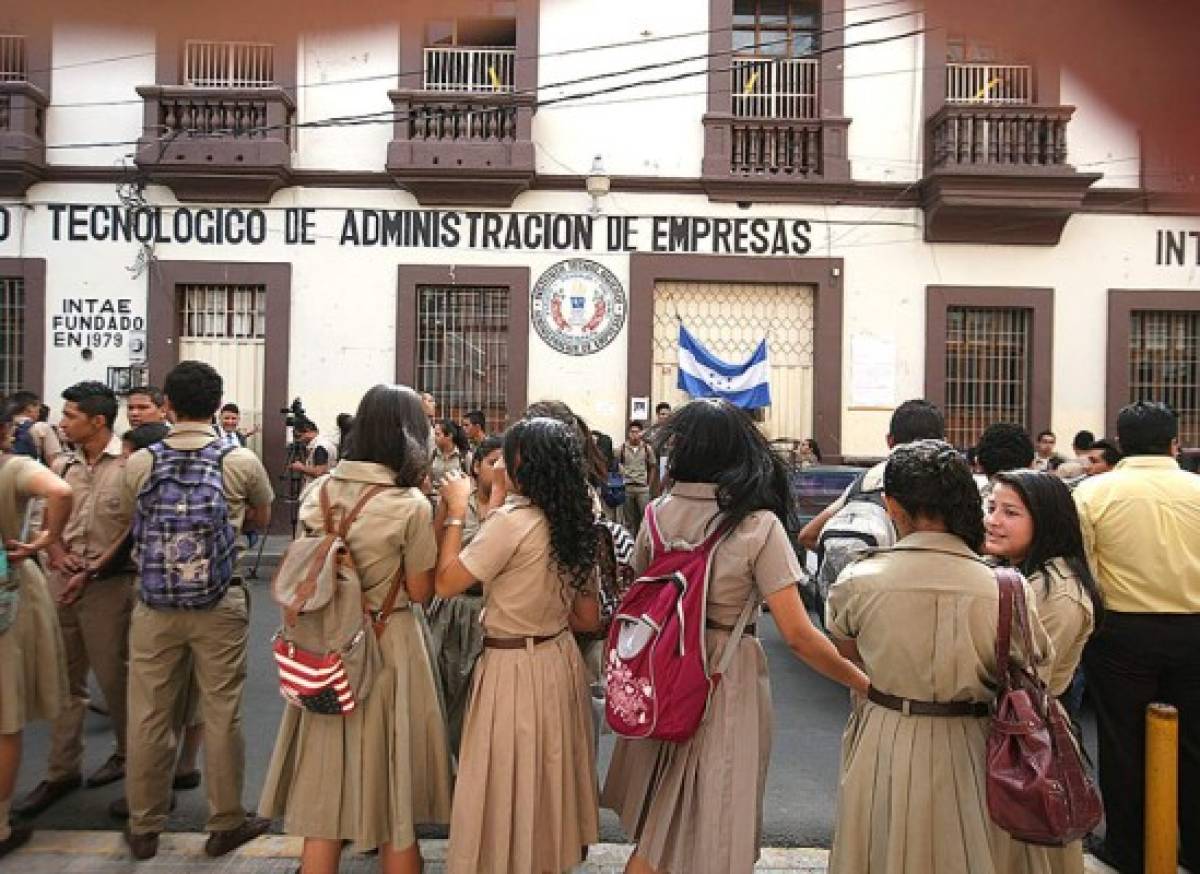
[677, 324, 771, 409]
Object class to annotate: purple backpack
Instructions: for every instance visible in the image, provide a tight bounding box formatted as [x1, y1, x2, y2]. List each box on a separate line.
[133, 441, 237, 609]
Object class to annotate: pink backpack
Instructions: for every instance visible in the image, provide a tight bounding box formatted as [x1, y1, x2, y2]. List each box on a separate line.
[604, 503, 755, 742]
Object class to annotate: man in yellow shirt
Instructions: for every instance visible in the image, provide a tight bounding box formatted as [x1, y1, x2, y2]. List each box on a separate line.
[1074, 401, 1200, 873]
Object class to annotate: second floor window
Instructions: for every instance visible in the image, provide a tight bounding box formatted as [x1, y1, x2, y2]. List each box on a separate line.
[732, 0, 820, 119]
[424, 19, 516, 93]
[0, 34, 27, 82]
[183, 40, 275, 88]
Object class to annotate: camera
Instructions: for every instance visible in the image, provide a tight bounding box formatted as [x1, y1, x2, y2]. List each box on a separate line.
[281, 397, 307, 429]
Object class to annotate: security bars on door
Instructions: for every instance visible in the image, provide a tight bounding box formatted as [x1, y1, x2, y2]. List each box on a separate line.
[179, 285, 267, 339]
[944, 306, 1031, 448]
[183, 40, 275, 88]
[0, 35, 26, 82]
[416, 285, 509, 433]
[0, 277, 23, 396]
[1130, 310, 1200, 447]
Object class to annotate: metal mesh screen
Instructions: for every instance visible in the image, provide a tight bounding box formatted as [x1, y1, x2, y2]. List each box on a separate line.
[944, 306, 1031, 447]
[417, 286, 509, 433]
[179, 285, 266, 339]
[1130, 310, 1200, 447]
[0, 277, 23, 396]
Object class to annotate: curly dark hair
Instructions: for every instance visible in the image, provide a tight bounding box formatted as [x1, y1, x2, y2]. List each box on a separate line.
[504, 417, 598, 594]
[992, 470, 1105, 622]
[657, 399, 798, 537]
[524, 399, 607, 489]
[976, 423, 1035, 477]
[884, 439, 985, 551]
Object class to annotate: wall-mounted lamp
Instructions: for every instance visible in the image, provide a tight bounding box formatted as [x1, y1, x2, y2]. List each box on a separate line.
[586, 154, 610, 215]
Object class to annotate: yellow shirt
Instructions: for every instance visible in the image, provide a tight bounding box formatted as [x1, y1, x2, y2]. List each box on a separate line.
[1074, 456, 1200, 613]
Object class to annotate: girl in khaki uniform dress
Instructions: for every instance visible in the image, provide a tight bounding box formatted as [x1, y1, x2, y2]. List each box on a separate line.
[0, 405, 73, 858]
[436, 417, 601, 874]
[602, 399, 869, 874]
[260, 385, 451, 874]
[827, 441, 1054, 874]
[985, 470, 1102, 874]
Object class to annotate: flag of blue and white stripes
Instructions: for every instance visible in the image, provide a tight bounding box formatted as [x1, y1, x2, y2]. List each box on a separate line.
[676, 324, 771, 410]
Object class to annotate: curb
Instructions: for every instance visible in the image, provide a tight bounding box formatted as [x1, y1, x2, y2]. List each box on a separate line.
[5, 831, 1122, 873]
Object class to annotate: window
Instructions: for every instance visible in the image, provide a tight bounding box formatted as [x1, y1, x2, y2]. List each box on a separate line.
[944, 35, 1031, 104]
[732, 0, 820, 119]
[0, 35, 26, 82]
[183, 40, 275, 88]
[1129, 310, 1199, 446]
[943, 307, 1032, 447]
[179, 285, 267, 339]
[0, 277, 23, 396]
[417, 286, 510, 431]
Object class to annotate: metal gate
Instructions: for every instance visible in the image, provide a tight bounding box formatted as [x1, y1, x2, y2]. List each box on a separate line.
[177, 284, 266, 454]
[416, 285, 509, 432]
[0, 277, 23, 396]
[652, 281, 815, 440]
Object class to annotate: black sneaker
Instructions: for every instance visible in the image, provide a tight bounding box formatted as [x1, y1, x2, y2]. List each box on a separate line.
[0, 824, 32, 859]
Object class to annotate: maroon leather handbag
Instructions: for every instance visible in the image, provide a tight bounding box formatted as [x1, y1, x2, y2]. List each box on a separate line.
[985, 567, 1103, 846]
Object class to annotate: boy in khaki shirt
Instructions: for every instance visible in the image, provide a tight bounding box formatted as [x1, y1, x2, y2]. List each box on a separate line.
[118, 361, 274, 861]
[14, 382, 133, 818]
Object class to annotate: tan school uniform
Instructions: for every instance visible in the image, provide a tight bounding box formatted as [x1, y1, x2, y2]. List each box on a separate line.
[426, 491, 485, 757]
[260, 461, 452, 850]
[446, 495, 599, 874]
[1028, 557, 1095, 874]
[44, 436, 134, 780]
[826, 532, 1054, 874]
[0, 455, 68, 734]
[601, 482, 798, 874]
[120, 422, 275, 836]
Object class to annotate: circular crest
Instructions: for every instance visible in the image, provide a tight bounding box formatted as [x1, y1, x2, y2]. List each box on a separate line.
[531, 259, 627, 356]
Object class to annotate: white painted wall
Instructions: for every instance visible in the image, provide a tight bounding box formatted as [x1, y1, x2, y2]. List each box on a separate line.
[1061, 67, 1142, 189]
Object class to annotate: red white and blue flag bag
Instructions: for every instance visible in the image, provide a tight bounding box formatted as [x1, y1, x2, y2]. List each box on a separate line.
[603, 502, 755, 742]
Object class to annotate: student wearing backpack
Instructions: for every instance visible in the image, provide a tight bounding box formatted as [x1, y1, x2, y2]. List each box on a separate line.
[260, 384, 451, 874]
[0, 399, 73, 859]
[119, 361, 275, 861]
[602, 399, 869, 874]
[436, 417, 600, 874]
[8, 391, 65, 465]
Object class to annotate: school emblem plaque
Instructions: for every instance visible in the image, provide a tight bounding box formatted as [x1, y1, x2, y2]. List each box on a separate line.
[531, 258, 627, 356]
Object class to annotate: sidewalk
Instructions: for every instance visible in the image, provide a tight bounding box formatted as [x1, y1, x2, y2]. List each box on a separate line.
[1, 831, 1128, 873]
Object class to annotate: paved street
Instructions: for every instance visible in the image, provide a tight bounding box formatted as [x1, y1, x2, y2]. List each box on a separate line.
[8, 546, 1101, 859]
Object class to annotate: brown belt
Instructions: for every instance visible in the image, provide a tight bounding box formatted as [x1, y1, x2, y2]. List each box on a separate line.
[483, 629, 566, 649]
[868, 686, 990, 718]
[706, 618, 757, 636]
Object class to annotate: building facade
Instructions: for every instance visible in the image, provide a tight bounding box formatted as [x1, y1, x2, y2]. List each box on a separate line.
[2, 0, 1199, 505]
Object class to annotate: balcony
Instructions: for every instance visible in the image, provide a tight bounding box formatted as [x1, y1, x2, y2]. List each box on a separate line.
[387, 47, 533, 206]
[702, 57, 850, 201]
[134, 85, 294, 202]
[0, 81, 48, 196]
[920, 63, 1099, 244]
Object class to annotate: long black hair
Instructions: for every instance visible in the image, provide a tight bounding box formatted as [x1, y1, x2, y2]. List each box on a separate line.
[883, 439, 986, 551]
[658, 399, 797, 537]
[341, 384, 429, 487]
[993, 470, 1105, 621]
[524, 399, 607, 489]
[435, 418, 470, 455]
[504, 417, 598, 594]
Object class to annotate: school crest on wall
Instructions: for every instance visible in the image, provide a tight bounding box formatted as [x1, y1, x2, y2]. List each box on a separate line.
[531, 258, 627, 356]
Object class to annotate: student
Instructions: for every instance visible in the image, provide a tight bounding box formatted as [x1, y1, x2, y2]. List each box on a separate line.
[975, 422, 1036, 501]
[8, 390, 65, 464]
[124, 386, 168, 428]
[261, 384, 451, 874]
[1085, 437, 1121, 475]
[984, 469, 1101, 874]
[15, 383, 134, 818]
[428, 433, 504, 756]
[603, 400, 867, 874]
[0, 400, 73, 858]
[827, 440, 1052, 874]
[436, 418, 600, 874]
[288, 419, 335, 485]
[430, 418, 469, 493]
[1034, 429, 1063, 471]
[217, 403, 259, 449]
[617, 420, 659, 537]
[120, 361, 275, 860]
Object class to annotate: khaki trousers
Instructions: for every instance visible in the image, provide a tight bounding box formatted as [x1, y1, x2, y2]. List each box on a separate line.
[125, 585, 248, 835]
[47, 574, 133, 780]
[621, 486, 651, 538]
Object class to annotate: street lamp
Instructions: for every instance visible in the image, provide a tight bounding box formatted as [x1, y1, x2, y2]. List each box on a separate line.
[586, 154, 610, 215]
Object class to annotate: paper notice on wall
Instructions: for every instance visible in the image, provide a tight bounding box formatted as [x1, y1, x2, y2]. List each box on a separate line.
[850, 334, 896, 407]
